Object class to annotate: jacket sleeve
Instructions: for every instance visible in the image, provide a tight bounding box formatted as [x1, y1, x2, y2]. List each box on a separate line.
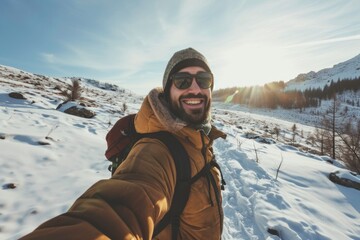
[20, 138, 177, 240]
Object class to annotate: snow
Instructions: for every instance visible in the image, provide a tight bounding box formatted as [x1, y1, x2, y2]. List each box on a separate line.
[285, 53, 360, 91]
[336, 169, 360, 183]
[1, 64, 359, 240]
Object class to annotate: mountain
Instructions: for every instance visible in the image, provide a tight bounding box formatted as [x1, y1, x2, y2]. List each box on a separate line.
[285, 54, 360, 91]
[1, 64, 359, 240]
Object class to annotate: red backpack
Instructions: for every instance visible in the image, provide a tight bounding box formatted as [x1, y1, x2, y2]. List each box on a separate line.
[105, 114, 139, 172]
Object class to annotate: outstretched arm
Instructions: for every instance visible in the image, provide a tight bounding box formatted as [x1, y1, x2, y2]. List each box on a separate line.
[20, 139, 176, 240]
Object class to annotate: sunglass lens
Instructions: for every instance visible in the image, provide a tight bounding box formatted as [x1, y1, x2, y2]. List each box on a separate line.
[196, 72, 213, 88]
[173, 74, 192, 89]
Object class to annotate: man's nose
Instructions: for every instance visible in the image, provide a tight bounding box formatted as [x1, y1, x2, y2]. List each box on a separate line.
[188, 78, 201, 93]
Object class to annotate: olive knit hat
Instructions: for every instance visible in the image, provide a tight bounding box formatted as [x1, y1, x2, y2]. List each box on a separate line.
[162, 48, 212, 98]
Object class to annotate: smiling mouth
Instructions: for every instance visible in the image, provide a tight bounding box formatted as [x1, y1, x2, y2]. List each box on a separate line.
[182, 99, 204, 105]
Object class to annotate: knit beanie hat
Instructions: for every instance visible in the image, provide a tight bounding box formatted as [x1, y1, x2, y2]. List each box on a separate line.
[162, 48, 212, 99]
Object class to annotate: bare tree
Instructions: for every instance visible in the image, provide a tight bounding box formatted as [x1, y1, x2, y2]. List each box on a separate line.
[337, 119, 360, 173]
[237, 137, 244, 150]
[121, 102, 128, 113]
[275, 154, 284, 181]
[310, 128, 325, 155]
[253, 142, 259, 163]
[70, 79, 82, 101]
[273, 126, 280, 140]
[310, 94, 360, 173]
[291, 124, 297, 143]
[62, 79, 82, 101]
[321, 94, 342, 159]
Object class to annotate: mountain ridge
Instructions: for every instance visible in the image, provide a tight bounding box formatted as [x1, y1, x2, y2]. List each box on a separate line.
[285, 53, 360, 91]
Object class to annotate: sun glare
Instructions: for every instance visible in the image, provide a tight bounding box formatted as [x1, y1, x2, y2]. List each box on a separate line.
[216, 43, 296, 90]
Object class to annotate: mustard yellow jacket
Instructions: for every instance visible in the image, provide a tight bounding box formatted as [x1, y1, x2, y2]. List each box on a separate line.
[21, 88, 226, 240]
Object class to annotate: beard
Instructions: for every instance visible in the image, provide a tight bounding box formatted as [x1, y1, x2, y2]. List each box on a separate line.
[170, 93, 211, 125]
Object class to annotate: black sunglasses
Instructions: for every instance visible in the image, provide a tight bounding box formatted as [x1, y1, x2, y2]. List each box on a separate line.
[171, 72, 213, 90]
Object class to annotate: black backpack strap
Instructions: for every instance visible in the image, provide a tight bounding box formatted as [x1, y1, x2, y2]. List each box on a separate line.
[190, 158, 226, 190]
[189, 157, 226, 234]
[142, 132, 191, 240]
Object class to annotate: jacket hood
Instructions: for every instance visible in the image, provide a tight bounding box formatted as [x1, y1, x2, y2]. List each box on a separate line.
[135, 88, 187, 134]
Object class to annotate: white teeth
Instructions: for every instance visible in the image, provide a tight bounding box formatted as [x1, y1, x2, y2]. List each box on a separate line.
[184, 100, 201, 105]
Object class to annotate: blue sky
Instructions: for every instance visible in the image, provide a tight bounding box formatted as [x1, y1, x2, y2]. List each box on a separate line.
[1, 0, 360, 95]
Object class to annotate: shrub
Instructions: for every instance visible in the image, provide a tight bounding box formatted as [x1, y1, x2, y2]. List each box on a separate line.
[61, 79, 82, 101]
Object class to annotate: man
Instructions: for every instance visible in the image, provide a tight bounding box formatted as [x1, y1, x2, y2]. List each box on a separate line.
[21, 48, 226, 240]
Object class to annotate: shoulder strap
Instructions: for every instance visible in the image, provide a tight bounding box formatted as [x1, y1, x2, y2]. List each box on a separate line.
[141, 132, 226, 239]
[142, 132, 191, 240]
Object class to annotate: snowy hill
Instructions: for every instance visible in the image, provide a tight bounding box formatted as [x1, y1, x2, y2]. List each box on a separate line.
[285, 53, 360, 91]
[1, 65, 359, 240]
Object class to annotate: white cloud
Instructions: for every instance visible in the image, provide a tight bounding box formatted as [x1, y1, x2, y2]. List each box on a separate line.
[41, 53, 56, 63]
[36, 0, 360, 92]
[284, 34, 360, 48]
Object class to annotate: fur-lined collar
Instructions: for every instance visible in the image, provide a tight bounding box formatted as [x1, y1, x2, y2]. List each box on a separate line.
[148, 87, 187, 132]
[135, 88, 212, 134]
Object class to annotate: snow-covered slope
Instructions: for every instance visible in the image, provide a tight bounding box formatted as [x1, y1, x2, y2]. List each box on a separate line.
[285, 54, 360, 91]
[1, 65, 359, 240]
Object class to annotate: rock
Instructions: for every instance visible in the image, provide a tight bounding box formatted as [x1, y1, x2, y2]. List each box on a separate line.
[56, 101, 96, 119]
[2, 183, 17, 189]
[64, 106, 96, 118]
[30, 210, 38, 215]
[243, 132, 259, 139]
[9, 92, 26, 100]
[256, 137, 276, 144]
[329, 172, 360, 191]
[267, 228, 280, 237]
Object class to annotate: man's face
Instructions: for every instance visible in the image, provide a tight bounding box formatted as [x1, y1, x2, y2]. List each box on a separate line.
[169, 66, 212, 124]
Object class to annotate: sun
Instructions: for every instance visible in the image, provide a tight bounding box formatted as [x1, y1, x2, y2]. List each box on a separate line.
[214, 43, 296, 90]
